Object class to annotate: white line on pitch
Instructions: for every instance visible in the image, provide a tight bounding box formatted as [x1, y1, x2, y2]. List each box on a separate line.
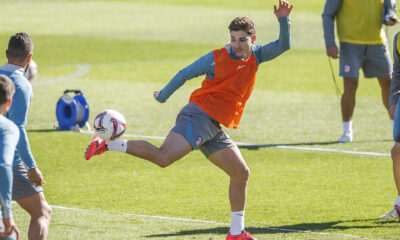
[47, 204, 358, 238]
[32, 63, 91, 87]
[79, 130, 390, 157]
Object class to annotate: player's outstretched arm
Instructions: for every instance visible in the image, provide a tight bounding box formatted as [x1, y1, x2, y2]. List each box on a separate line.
[154, 52, 215, 103]
[274, 0, 293, 19]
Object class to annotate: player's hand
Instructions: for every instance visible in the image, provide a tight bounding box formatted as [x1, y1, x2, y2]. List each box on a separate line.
[274, 0, 293, 18]
[153, 91, 160, 99]
[28, 167, 46, 186]
[0, 217, 19, 240]
[153, 90, 165, 103]
[326, 45, 338, 59]
[385, 16, 399, 26]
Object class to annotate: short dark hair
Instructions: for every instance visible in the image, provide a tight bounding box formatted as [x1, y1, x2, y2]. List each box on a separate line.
[228, 17, 256, 36]
[0, 75, 15, 105]
[7, 32, 34, 62]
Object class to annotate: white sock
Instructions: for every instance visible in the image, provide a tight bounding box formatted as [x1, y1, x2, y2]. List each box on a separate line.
[391, 119, 394, 128]
[343, 121, 353, 133]
[106, 140, 128, 152]
[229, 211, 244, 236]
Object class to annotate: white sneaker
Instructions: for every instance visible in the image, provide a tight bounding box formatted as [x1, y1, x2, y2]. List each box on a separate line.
[378, 208, 400, 220]
[337, 131, 353, 143]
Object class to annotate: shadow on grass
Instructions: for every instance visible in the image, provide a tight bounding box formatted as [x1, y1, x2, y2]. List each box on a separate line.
[145, 218, 399, 238]
[237, 140, 339, 150]
[237, 139, 393, 150]
[27, 129, 60, 133]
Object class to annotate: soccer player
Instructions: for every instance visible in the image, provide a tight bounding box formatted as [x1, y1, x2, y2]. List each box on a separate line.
[0, 33, 51, 240]
[85, 0, 292, 239]
[322, 0, 398, 142]
[379, 32, 400, 220]
[0, 75, 19, 240]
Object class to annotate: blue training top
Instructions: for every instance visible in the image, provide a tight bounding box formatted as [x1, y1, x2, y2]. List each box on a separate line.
[0, 63, 36, 169]
[0, 115, 19, 219]
[156, 16, 291, 103]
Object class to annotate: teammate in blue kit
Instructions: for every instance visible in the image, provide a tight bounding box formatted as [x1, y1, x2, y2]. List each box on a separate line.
[0, 33, 51, 240]
[0, 75, 19, 240]
[322, 0, 398, 142]
[379, 32, 400, 220]
[85, 1, 292, 239]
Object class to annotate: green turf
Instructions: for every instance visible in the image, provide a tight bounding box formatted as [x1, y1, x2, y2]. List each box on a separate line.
[2, 0, 400, 239]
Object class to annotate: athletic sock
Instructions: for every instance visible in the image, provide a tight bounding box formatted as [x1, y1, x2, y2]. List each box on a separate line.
[343, 120, 353, 133]
[395, 195, 400, 206]
[106, 140, 128, 152]
[229, 211, 244, 236]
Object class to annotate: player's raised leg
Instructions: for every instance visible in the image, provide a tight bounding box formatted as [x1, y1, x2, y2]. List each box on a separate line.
[207, 146, 256, 240]
[125, 131, 192, 167]
[85, 131, 192, 168]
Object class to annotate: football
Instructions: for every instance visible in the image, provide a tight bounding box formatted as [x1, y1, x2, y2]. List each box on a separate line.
[24, 59, 38, 81]
[93, 109, 126, 141]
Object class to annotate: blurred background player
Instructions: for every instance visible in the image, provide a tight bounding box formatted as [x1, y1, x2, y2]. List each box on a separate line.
[85, 0, 292, 239]
[0, 75, 19, 240]
[322, 0, 398, 142]
[0, 33, 51, 240]
[379, 32, 400, 220]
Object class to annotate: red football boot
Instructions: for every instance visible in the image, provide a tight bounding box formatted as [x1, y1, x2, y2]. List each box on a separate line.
[84, 135, 107, 160]
[226, 231, 257, 240]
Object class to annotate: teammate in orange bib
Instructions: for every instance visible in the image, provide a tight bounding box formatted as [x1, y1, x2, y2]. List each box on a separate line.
[85, 1, 293, 239]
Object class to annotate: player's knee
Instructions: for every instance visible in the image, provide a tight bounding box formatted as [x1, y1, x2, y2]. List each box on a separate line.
[158, 161, 171, 168]
[343, 79, 358, 93]
[44, 204, 52, 221]
[36, 204, 52, 222]
[156, 155, 173, 168]
[30, 205, 52, 225]
[243, 167, 250, 182]
[236, 166, 250, 184]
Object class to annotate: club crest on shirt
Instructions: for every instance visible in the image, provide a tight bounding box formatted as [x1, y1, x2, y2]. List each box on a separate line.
[344, 64, 351, 73]
[195, 136, 203, 146]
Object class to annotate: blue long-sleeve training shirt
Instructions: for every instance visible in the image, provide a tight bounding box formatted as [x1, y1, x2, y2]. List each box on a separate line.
[156, 16, 291, 103]
[0, 115, 19, 219]
[0, 63, 36, 169]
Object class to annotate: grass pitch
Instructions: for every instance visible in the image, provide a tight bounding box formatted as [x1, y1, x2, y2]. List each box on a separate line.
[2, 0, 400, 239]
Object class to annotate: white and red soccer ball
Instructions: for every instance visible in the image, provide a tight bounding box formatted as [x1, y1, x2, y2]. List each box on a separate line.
[94, 110, 126, 141]
[24, 59, 38, 81]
